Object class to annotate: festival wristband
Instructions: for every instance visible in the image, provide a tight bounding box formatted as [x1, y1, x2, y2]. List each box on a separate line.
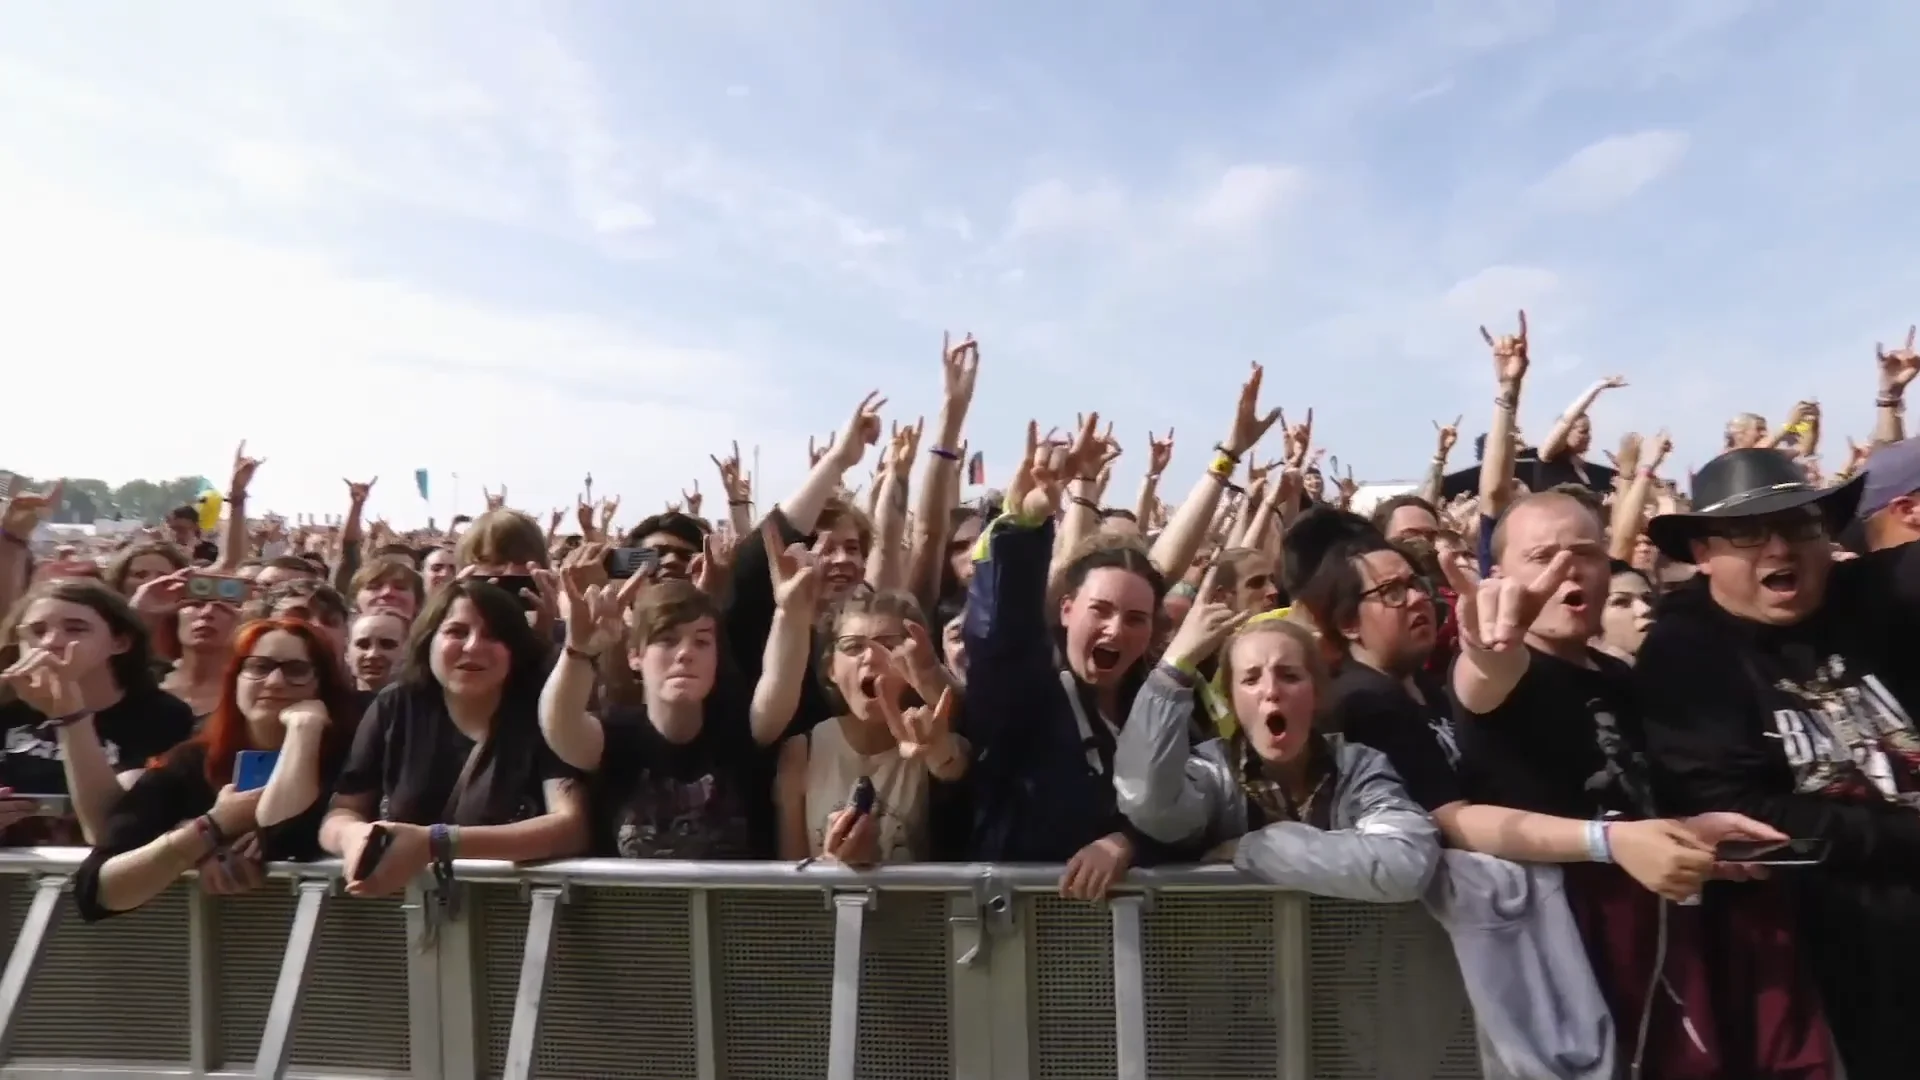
[929, 447, 960, 461]
[1585, 819, 1613, 864]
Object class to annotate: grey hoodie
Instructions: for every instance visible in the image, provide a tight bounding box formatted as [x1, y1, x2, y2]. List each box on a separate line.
[1113, 666, 1440, 902]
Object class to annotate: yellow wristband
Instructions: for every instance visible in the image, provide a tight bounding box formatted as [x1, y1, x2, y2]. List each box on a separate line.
[1208, 454, 1236, 478]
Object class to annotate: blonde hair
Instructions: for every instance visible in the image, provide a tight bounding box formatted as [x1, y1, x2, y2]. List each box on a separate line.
[1219, 617, 1333, 733]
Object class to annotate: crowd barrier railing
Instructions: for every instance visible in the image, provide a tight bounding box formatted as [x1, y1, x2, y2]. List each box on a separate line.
[0, 848, 1487, 1080]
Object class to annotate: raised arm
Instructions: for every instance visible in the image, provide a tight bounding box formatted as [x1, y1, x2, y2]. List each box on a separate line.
[1419, 418, 1460, 506]
[539, 567, 645, 771]
[1132, 429, 1173, 529]
[1113, 665, 1225, 845]
[1607, 433, 1667, 562]
[906, 334, 979, 611]
[782, 392, 884, 536]
[1478, 311, 1529, 517]
[752, 523, 823, 747]
[1539, 377, 1625, 462]
[1150, 364, 1281, 580]
[866, 419, 920, 591]
[219, 443, 265, 572]
[254, 702, 330, 828]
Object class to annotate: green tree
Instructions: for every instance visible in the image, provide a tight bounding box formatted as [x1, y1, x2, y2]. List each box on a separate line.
[0, 470, 210, 525]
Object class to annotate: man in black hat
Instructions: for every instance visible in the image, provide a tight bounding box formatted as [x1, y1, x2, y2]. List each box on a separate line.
[1636, 447, 1920, 1078]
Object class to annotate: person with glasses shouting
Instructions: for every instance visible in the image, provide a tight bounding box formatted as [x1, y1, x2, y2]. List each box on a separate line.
[70, 619, 358, 919]
[1638, 446, 1920, 1078]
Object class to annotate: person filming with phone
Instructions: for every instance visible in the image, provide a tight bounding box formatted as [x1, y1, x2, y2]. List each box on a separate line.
[69, 618, 356, 919]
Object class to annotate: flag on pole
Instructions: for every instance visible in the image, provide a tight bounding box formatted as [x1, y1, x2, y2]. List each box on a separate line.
[966, 451, 986, 486]
[415, 469, 430, 501]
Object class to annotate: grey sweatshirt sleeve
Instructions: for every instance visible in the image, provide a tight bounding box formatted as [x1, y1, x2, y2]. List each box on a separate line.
[1113, 665, 1225, 846]
[1232, 741, 1441, 904]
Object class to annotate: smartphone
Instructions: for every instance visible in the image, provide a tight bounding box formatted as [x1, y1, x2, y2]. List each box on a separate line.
[848, 776, 876, 820]
[1715, 838, 1829, 866]
[353, 824, 394, 880]
[606, 547, 660, 581]
[10, 794, 70, 818]
[186, 571, 252, 605]
[483, 574, 539, 610]
[233, 750, 280, 793]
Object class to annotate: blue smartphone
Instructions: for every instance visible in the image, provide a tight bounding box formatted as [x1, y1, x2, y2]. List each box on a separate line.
[234, 750, 280, 793]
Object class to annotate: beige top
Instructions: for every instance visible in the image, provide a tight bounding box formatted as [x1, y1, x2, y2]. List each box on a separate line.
[805, 716, 930, 864]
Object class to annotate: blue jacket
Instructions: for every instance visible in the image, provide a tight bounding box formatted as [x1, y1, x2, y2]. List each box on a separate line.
[961, 514, 1141, 862]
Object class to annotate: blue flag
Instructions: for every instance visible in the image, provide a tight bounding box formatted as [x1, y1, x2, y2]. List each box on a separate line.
[414, 468, 430, 501]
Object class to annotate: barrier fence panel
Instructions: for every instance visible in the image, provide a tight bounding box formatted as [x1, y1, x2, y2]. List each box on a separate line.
[0, 852, 1493, 1080]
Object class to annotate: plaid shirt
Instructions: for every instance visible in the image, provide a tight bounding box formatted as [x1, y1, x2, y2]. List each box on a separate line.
[1234, 732, 1336, 831]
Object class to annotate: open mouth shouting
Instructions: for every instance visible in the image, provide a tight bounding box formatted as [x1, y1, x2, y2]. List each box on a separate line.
[1760, 567, 1799, 596]
[1087, 643, 1122, 677]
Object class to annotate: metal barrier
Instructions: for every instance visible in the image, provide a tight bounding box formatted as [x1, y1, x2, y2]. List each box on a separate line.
[0, 849, 1485, 1080]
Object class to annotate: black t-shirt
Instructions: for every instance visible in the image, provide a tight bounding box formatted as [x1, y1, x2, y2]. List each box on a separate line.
[71, 741, 339, 921]
[1452, 646, 1654, 820]
[335, 682, 581, 827]
[1527, 454, 1615, 495]
[0, 686, 196, 845]
[594, 699, 764, 859]
[1328, 662, 1463, 811]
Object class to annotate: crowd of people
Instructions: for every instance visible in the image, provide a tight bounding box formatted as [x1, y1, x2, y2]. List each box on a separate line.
[3, 317, 1919, 1079]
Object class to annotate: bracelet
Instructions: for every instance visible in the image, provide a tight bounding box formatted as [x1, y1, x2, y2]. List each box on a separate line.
[1493, 393, 1518, 412]
[563, 645, 599, 664]
[929, 447, 961, 461]
[35, 709, 94, 734]
[1159, 660, 1196, 685]
[1877, 394, 1904, 409]
[1585, 819, 1613, 864]
[1069, 495, 1100, 511]
[727, 499, 752, 506]
[1212, 443, 1242, 463]
[1221, 479, 1246, 496]
[0, 531, 24, 548]
[1208, 454, 1237, 479]
[196, 814, 228, 851]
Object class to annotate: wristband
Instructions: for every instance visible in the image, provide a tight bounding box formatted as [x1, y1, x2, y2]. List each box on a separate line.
[929, 447, 961, 461]
[563, 645, 599, 665]
[196, 814, 228, 851]
[1493, 393, 1517, 412]
[1585, 819, 1613, 864]
[728, 499, 752, 506]
[429, 823, 458, 881]
[36, 709, 94, 734]
[1208, 454, 1237, 479]
[1158, 659, 1196, 684]
[1069, 495, 1100, 511]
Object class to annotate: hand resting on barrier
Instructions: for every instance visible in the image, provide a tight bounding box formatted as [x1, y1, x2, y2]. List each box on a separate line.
[199, 830, 265, 895]
[339, 819, 431, 897]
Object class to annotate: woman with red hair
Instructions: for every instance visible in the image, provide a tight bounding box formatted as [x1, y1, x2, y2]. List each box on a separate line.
[69, 619, 358, 920]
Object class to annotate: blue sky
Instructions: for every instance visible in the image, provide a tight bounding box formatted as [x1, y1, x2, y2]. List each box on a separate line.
[3, 0, 1917, 526]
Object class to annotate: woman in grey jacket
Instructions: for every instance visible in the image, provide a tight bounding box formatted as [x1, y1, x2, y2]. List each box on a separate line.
[1113, 606, 1440, 903]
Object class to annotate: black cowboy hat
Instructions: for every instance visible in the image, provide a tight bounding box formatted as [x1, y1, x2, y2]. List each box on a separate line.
[1645, 448, 1863, 563]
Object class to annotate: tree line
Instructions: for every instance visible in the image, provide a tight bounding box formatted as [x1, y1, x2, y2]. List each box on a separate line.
[0, 471, 208, 526]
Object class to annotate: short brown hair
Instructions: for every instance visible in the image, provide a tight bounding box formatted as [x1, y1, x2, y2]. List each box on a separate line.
[1490, 490, 1602, 562]
[629, 579, 721, 649]
[817, 497, 875, 556]
[455, 509, 550, 569]
[349, 556, 425, 609]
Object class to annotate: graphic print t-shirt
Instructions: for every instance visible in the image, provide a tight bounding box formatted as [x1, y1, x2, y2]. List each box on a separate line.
[0, 687, 196, 844]
[595, 700, 763, 860]
[1452, 646, 1653, 821]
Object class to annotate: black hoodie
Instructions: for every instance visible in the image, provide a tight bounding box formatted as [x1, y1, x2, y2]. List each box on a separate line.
[1634, 544, 1920, 1080]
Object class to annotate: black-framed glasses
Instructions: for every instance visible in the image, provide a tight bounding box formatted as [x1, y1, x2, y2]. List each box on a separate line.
[238, 657, 318, 683]
[1706, 512, 1826, 549]
[1359, 576, 1433, 609]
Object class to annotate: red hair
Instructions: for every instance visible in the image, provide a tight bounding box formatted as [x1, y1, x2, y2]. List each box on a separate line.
[163, 618, 360, 788]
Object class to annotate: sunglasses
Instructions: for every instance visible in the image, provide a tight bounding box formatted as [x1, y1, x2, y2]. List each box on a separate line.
[238, 656, 318, 684]
[1705, 512, 1826, 548]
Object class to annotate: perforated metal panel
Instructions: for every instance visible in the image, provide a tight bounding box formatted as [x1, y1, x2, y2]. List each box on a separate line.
[1308, 897, 1483, 1080]
[476, 884, 531, 1079]
[476, 885, 698, 1080]
[6, 878, 191, 1063]
[211, 887, 411, 1073]
[854, 891, 950, 1080]
[713, 891, 833, 1080]
[1143, 893, 1281, 1079]
[1027, 895, 1114, 1079]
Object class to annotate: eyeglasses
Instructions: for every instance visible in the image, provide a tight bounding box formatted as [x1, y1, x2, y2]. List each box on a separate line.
[834, 633, 906, 656]
[1359, 576, 1433, 609]
[1706, 513, 1826, 548]
[238, 657, 318, 684]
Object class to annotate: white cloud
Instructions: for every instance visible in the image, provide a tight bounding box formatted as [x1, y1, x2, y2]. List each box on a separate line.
[216, 140, 339, 204]
[1528, 130, 1690, 213]
[1442, 265, 1563, 313]
[1007, 178, 1128, 238]
[1185, 163, 1308, 231]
